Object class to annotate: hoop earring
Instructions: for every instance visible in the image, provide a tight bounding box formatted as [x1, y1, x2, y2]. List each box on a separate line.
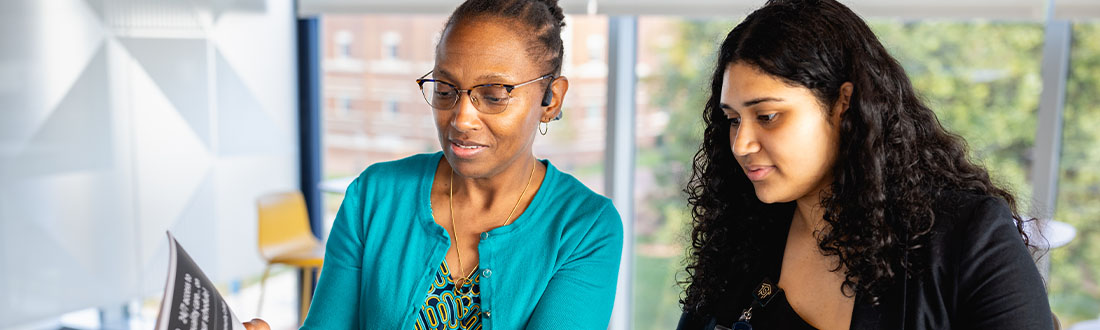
[539, 121, 549, 135]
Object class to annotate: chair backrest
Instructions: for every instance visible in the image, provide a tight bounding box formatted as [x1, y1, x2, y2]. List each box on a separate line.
[256, 191, 317, 260]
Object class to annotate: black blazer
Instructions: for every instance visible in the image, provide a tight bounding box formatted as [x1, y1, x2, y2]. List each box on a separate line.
[677, 192, 1055, 330]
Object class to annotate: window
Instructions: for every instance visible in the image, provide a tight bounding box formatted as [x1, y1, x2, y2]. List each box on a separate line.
[335, 95, 352, 116]
[634, 16, 738, 329]
[587, 34, 606, 62]
[586, 101, 602, 120]
[320, 15, 444, 236]
[871, 21, 1042, 202]
[382, 31, 400, 60]
[314, 9, 1094, 330]
[1050, 21, 1100, 328]
[336, 30, 353, 58]
[383, 98, 399, 117]
[543, 15, 609, 194]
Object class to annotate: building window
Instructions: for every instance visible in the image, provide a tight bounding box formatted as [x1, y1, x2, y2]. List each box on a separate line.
[586, 102, 601, 120]
[383, 98, 399, 116]
[382, 31, 401, 60]
[335, 30, 353, 58]
[337, 96, 352, 116]
[587, 34, 605, 62]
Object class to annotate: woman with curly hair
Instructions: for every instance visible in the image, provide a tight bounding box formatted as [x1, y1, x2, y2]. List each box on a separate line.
[677, 0, 1054, 329]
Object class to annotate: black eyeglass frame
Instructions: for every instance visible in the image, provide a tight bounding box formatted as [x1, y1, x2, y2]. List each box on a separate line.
[415, 70, 556, 114]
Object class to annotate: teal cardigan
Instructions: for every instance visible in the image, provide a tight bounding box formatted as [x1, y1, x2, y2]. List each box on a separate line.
[300, 152, 624, 329]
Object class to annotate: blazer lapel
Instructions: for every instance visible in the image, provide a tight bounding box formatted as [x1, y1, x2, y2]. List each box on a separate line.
[850, 268, 908, 330]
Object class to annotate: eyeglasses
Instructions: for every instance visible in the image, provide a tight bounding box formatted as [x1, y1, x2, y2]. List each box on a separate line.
[416, 71, 554, 114]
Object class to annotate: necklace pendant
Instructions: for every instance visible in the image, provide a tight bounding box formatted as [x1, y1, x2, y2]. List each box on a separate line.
[454, 277, 472, 296]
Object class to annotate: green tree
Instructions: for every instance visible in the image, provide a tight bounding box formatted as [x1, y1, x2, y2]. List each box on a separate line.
[633, 18, 735, 330]
[872, 21, 1042, 201]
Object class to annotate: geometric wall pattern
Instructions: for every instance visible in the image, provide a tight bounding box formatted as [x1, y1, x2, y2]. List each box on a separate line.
[0, 0, 298, 326]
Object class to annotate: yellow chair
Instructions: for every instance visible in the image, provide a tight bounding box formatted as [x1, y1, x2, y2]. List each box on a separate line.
[256, 191, 324, 325]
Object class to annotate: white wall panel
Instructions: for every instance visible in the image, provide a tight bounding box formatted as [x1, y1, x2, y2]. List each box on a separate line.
[0, 0, 299, 326]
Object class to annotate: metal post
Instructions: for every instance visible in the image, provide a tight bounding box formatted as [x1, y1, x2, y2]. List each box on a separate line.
[296, 14, 323, 325]
[1030, 2, 1071, 280]
[297, 16, 323, 239]
[606, 15, 637, 330]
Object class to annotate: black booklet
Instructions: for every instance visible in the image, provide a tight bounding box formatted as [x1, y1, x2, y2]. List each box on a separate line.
[155, 232, 245, 330]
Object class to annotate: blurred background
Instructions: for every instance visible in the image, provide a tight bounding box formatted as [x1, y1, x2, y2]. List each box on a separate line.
[2, 0, 1099, 329]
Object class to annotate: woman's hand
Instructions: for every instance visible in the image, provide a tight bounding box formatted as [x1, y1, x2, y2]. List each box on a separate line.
[242, 318, 271, 330]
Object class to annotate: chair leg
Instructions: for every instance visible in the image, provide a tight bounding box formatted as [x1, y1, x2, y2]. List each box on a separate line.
[299, 267, 314, 327]
[257, 264, 272, 317]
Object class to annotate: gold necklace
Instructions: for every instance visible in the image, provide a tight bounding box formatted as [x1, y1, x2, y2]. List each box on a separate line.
[448, 158, 537, 296]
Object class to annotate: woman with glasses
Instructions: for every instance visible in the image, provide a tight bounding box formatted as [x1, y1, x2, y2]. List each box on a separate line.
[244, 0, 622, 329]
[677, 0, 1053, 329]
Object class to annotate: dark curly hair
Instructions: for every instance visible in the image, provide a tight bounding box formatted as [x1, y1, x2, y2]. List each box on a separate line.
[681, 0, 1035, 314]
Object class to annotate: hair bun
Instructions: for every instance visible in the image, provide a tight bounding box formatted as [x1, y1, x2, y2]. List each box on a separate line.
[535, 0, 566, 27]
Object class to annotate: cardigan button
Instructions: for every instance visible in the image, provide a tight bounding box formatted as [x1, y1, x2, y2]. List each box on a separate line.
[484, 310, 492, 318]
[481, 269, 492, 278]
[480, 232, 490, 239]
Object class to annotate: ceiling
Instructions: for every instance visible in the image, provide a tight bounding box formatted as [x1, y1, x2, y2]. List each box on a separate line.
[298, 0, 1100, 20]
